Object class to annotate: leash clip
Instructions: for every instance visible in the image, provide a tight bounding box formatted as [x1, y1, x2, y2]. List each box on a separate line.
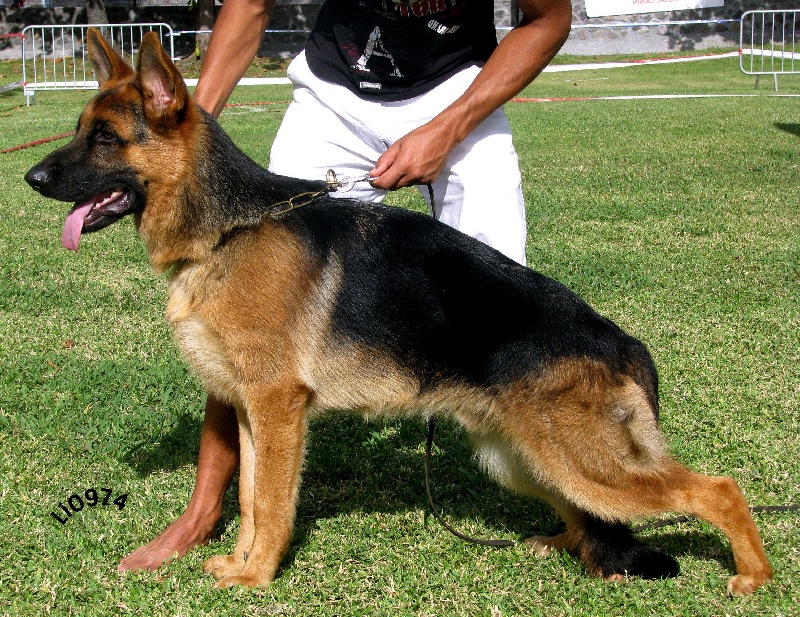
[326, 169, 379, 193]
[266, 168, 380, 218]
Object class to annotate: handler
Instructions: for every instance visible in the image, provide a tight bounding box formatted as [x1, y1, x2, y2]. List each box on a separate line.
[118, 0, 571, 571]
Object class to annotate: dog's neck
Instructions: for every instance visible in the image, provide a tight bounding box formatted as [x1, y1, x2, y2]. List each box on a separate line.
[138, 106, 327, 271]
[195, 110, 327, 220]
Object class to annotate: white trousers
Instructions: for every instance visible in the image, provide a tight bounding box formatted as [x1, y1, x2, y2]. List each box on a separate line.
[268, 51, 527, 265]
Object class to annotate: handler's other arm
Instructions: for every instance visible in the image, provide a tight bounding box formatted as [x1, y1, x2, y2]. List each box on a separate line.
[193, 0, 277, 118]
[370, 0, 572, 190]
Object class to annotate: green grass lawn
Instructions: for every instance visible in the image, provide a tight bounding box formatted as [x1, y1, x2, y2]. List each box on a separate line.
[0, 54, 798, 616]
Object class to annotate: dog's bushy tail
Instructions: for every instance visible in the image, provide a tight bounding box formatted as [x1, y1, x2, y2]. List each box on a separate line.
[578, 515, 680, 579]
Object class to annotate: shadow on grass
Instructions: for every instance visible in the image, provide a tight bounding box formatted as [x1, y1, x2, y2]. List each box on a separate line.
[775, 122, 800, 138]
[124, 411, 558, 550]
[645, 530, 736, 577]
[0, 85, 25, 112]
[281, 415, 562, 577]
[123, 411, 204, 475]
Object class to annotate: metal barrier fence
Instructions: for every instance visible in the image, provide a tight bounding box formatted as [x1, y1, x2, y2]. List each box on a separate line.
[740, 9, 800, 91]
[21, 23, 175, 105]
[19, 16, 800, 102]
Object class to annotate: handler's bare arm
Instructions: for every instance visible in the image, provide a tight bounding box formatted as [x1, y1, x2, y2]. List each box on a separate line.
[370, 0, 572, 190]
[193, 0, 277, 118]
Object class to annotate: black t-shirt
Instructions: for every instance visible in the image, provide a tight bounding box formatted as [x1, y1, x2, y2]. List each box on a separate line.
[304, 0, 498, 101]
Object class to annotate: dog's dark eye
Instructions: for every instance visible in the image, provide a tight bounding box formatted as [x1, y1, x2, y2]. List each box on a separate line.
[94, 129, 119, 145]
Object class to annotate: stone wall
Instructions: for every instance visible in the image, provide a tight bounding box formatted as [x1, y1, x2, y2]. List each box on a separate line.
[563, 0, 798, 55]
[2, 0, 799, 59]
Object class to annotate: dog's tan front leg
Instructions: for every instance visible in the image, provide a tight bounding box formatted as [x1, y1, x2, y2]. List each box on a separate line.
[203, 407, 256, 580]
[215, 381, 310, 588]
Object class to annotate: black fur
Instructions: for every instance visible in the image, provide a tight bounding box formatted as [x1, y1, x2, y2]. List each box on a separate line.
[280, 200, 659, 398]
[192, 111, 328, 231]
[177, 114, 661, 401]
[581, 515, 680, 579]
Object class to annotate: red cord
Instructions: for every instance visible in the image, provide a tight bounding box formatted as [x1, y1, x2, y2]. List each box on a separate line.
[1, 131, 75, 154]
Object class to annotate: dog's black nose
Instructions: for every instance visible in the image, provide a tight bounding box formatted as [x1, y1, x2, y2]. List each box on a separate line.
[25, 165, 51, 192]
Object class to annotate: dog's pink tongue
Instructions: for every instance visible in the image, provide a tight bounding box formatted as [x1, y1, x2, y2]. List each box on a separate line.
[61, 201, 94, 251]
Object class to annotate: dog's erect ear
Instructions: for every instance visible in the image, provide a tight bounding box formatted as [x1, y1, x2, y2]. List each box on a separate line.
[86, 27, 134, 88]
[136, 30, 188, 125]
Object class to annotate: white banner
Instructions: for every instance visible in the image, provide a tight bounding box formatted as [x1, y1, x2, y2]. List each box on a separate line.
[585, 0, 724, 18]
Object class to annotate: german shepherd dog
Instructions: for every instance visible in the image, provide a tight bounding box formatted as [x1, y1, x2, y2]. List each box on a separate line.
[25, 29, 771, 595]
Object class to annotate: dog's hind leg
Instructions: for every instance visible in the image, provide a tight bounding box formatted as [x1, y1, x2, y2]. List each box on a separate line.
[210, 379, 311, 588]
[488, 366, 771, 594]
[560, 465, 771, 594]
[543, 504, 681, 580]
[523, 501, 680, 579]
[651, 467, 773, 596]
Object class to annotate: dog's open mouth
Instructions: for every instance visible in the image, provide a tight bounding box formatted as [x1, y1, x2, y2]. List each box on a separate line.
[62, 189, 135, 251]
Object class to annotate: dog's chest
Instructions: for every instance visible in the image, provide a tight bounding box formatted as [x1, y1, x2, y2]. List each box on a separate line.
[165, 269, 241, 404]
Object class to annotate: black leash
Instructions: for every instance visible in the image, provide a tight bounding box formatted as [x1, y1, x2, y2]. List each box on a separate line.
[426, 182, 437, 219]
[425, 417, 515, 548]
[421, 182, 514, 548]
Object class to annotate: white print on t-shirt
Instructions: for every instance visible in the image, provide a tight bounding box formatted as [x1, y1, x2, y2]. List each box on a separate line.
[353, 26, 403, 77]
[427, 19, 461, 35]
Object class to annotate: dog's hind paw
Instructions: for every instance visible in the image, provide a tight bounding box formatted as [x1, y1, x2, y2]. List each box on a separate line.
[601, 544, 680, 580]
[581, 517, 679, 580]
[203, 554, 243, 580]
[726, 572, 771, 597]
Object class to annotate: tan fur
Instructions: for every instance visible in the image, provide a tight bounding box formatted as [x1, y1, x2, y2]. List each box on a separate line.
[132, 115, 217, 271]
[38, 29, 772, 595]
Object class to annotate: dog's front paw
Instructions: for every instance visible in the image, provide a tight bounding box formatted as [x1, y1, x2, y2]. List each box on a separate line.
[203, 554, 243, 580]
[214, 573, 272, 589]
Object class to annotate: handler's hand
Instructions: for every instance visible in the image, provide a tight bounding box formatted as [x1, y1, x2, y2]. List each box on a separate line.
[369, 121, 457, 190]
